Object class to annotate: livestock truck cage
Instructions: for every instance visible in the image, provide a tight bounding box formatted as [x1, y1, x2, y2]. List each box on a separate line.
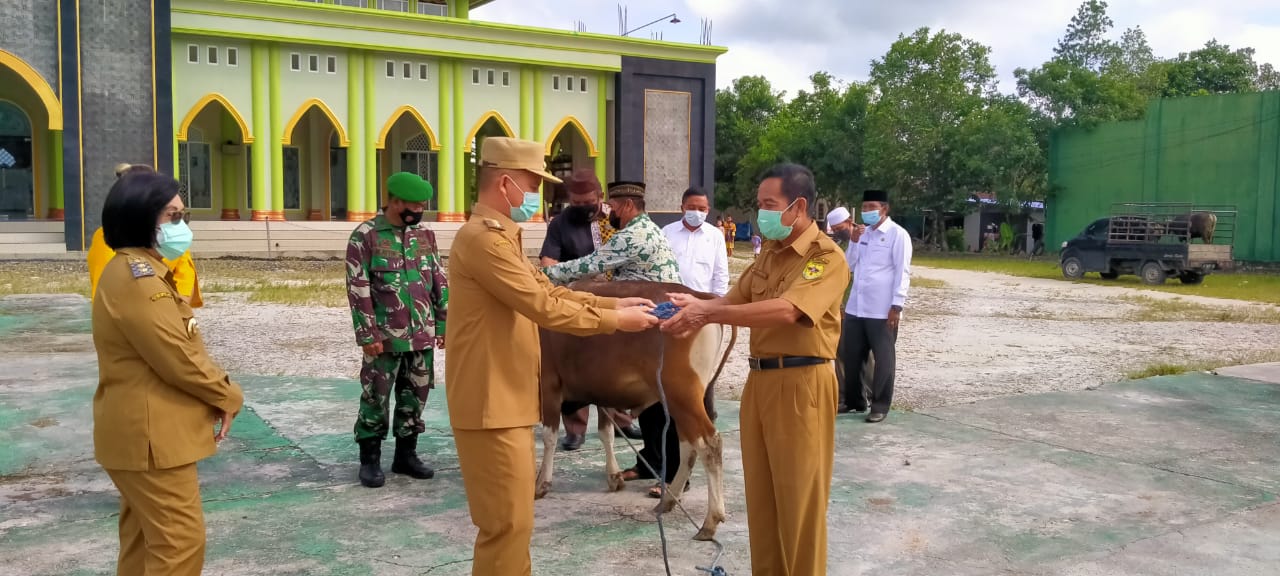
[1108, 202, 1238, 267]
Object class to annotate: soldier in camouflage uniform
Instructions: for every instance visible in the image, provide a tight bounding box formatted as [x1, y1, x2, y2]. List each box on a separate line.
[345, 172, 448, 488]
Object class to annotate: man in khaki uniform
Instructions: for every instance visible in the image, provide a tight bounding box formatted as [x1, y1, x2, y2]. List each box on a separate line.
[445, 137, 660, 575]
[662, 163, 848, 575]
[93, 170, 244, 575]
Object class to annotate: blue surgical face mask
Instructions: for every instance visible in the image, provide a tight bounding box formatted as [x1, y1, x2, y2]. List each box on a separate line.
[155, 221, 194, 260]
[504, 176, 541, 223]
[757, 198, 799, 240]
[862, 210, 882, 227]
[683, 210, 707, 228]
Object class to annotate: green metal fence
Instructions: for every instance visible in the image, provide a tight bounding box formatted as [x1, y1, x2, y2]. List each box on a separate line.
[1048, 91, 1280, 263]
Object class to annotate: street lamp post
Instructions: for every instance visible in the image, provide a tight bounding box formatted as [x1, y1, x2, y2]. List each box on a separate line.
[622, 13, 680, 36]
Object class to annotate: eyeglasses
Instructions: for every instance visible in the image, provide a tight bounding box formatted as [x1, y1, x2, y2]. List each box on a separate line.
[165, 209, 191, 224]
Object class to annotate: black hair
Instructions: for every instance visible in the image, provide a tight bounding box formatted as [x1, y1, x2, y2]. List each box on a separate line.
[681, 187, 708, 202]
[761, 163, 816, 214]
[101, 171, 182, 250]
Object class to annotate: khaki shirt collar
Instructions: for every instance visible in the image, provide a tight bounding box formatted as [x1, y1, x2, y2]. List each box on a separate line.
[117, 247, 175, 282]
[472, 203, 522, 241]
[781, 220, 821, 255]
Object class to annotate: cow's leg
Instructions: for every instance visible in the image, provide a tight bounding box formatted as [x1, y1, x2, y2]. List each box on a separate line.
[655, 437, 697, 516]
[535, 370, 562, 500]
[597, 406, 624, 492]
[694, 432, 726, 541]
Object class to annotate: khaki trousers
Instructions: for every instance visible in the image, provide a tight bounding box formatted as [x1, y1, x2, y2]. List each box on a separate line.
[739, 364, 837, 575]
[454, 426, 536, 576]
[104, 459, 205, 576]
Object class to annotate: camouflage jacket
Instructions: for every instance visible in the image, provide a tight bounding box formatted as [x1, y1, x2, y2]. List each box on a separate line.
[345, 212, 448, 352]
[543, 212, 682, 284]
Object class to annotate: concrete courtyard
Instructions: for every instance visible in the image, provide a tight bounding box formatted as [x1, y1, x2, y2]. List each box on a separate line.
[2, 294, 1280, 575]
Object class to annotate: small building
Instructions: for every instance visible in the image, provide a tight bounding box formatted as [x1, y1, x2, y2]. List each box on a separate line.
[0, 0, 724, 257]
[963, 194, 1045, 253]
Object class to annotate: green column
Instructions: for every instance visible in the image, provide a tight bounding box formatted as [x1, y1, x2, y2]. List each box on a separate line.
[438, 62, 455, 217]
[251, 42, 271, 218]
[49, 130, 64, 217]
[269, 45, 284, 218]
[596, 72, 608, 190]
[346, 50, 366, 219]
[453, 61, 466, 214]
[519, 67, 533, 139]
[532, 69, 544, 209]
[220, 114, 240, 218]
[364, 53, 378, 214]
[448, 0, 469, 19]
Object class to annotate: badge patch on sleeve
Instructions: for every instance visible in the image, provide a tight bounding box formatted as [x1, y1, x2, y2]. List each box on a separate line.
[149, 291, 173, 302]
[802, 259, 826, 280]
[128, 258, 156, 279]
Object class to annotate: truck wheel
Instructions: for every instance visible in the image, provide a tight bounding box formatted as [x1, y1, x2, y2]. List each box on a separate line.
[1140, 262, 1167, 285]
[1100, 271, 1120, 280]
[1061, 257, 1084, 280]
[1179, 271, 1205, 285]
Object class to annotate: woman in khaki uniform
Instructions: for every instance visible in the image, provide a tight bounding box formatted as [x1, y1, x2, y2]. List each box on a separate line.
[92, 169, 244, 575]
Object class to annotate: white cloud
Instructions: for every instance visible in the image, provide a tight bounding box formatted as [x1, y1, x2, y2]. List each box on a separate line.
[473, 0, 1280, 95]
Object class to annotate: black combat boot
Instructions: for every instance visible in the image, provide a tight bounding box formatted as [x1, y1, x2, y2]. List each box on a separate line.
[390, 435, 435, 479]
[358, 438, 385, 488]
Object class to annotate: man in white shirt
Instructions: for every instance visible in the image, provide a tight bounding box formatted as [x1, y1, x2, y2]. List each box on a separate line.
[661, 187, 730, 297]
[836, 189, 912, 423]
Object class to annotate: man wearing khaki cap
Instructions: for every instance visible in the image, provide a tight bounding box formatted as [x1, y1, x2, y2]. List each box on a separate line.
[445, 136, 660, 575]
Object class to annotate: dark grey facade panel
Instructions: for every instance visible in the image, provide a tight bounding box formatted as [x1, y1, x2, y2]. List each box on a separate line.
[616, 56, 716, 228]
[78, 0, 159, 239]
[1, 0, 60, 89]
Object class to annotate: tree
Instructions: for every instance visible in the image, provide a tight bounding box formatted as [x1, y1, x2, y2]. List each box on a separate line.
[1053, 0, 1120, 71]
[1160, 40, 1261, 97]
[736, 72, 871, 210]
[865, 27, 998, 248]
[1259, 63, 1280, 91]
[714, 76, 784, 210]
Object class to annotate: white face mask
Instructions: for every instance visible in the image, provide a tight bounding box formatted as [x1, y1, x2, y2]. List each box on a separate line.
[683, 210, 707, 228]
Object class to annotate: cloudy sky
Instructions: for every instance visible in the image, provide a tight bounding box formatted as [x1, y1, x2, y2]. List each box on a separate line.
[475, 0, 1280, 96]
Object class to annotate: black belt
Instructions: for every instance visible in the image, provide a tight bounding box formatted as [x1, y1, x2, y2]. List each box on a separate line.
[747, 356, 829, 371]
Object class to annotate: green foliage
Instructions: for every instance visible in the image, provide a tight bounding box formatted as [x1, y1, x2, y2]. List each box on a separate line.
[711, 0, 1280, 238]
[945, 228, 966, 252]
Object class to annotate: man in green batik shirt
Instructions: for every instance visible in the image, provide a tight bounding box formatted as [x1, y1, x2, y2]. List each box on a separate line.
[345, 172, 449, 489]
[542, 181, 682, 285]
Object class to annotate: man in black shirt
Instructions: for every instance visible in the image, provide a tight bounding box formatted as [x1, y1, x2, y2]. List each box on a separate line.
[539, 169, 642, 450]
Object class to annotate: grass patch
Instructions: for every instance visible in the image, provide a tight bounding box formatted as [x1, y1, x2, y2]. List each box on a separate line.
[246, 282, 346, 308]
[913, 277, 947, 290]
[1125, 349, 1280, 380]
[1119, 295, 1280, 324]
[915, 254, 1280, 306]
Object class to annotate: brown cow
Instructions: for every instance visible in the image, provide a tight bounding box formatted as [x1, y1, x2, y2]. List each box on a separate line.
[1170, 211, 1218, 244]
[534, 280, 735, 541]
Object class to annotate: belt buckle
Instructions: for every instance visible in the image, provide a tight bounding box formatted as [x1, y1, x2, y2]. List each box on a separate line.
[748, 358, 760, 371]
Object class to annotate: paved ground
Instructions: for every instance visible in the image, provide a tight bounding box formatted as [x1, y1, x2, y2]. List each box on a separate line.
[3, 295, 1280, 575]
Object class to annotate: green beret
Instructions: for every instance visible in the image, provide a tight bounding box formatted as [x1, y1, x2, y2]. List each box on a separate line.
[387, 172, 434, 202]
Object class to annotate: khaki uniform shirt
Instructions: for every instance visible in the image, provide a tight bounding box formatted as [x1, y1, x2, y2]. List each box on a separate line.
[92, 248, 244, 471]
[728, 221, 849, 359]
[445, 204, 621, 431]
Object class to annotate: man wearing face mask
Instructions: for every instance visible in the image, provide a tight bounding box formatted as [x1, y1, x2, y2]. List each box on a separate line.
[658, 163, 849, 575]
[826, 206, 876, 414]
[345, 171, 449, 488]
[661, 187, 729, 297]
[842, 189, 912, 423]
[538, 169, 641, 450]
[446, 137, 660, 575]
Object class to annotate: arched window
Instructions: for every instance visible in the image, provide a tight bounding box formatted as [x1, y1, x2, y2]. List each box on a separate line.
[399, 132, 438, 211]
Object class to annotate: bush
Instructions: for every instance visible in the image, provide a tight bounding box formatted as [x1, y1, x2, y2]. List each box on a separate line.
[945, 228, 966, 252]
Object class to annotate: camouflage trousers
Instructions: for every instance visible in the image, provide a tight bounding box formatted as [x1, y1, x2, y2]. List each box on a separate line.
[354, 350, 434, 442]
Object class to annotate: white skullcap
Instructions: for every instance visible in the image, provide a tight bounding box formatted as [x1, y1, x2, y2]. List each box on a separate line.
[826, 207, 851, 227]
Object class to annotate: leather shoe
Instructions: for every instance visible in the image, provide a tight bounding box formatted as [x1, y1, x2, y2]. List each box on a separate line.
[615, 424, 642, 440]
[865, 412, 886, 423]
[560, 433, 585, 451]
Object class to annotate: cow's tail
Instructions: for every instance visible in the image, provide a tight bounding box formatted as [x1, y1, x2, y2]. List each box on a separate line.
[706, 325, 737, 389]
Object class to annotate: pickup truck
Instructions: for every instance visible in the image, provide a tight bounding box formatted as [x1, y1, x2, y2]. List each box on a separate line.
[1059, 213, 1233, 285]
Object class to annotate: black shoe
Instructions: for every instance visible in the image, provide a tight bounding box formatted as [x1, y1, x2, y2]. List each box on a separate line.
[560, 433, 585, 451]
[358, 438, 386, 488]
[615, 425, 643, 440]
[866, 412, 886, 423]
[390, 435, 435, 479]
[838, 404, 868, 414]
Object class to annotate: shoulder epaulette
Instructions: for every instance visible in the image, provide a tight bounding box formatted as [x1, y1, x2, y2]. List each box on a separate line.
[483, 218, 505, 231]
[127, 258, 156, 279]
